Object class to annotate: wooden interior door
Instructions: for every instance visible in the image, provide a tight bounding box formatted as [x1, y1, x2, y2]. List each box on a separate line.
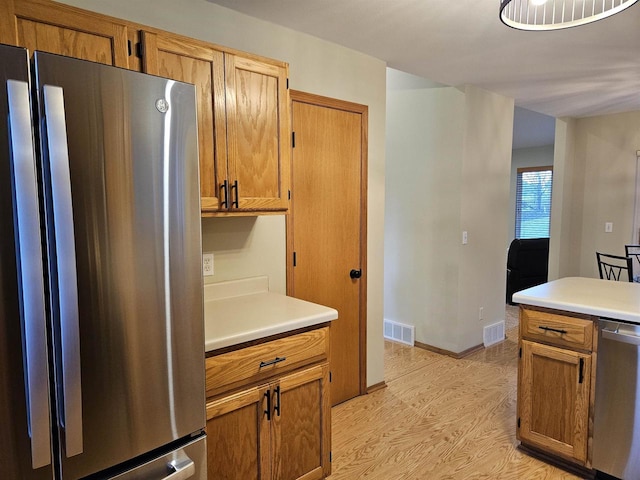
[288, 92, 368, 406]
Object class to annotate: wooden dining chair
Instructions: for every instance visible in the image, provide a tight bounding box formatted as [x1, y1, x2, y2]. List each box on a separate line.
[596, 252, 633, 282]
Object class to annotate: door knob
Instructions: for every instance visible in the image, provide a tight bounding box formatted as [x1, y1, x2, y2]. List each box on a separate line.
[350, 269, 362, 279]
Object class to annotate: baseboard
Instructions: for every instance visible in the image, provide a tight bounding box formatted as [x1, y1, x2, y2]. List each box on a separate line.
[518, 443, 596, 479]
[414, 341, 484, 359]
[366, 381, 387, 394]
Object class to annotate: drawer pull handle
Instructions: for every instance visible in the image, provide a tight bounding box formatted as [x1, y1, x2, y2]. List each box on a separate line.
[259, 356, 287, 368]
[538, 326, 567, 335]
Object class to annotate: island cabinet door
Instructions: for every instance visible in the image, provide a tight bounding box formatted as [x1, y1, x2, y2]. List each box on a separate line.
[206, 385, 272, 480]
[518, 340, 591, 464]
[271, 364, 331, 480]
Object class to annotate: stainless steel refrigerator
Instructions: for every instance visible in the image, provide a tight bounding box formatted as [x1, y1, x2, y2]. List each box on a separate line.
[0, 44, 206, 479]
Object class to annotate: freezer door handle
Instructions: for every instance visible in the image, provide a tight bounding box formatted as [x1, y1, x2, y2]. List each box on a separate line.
[43, 85, 83, 457]
[7, 79, 52, 469]
[164, 458, 196, 480]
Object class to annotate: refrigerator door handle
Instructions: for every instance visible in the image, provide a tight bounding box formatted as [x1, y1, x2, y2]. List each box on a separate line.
[163, 458, 196, 480]
[7, 79, 52, 469]
[42, 85, 83, 457]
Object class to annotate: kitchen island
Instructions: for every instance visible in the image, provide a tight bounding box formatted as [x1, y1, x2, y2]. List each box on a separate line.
[513, 276, 640, 324]
[203, 276, 337, 480]
[513, 276, 640, 479]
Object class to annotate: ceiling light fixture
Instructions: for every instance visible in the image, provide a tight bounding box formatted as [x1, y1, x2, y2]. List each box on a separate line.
[500, 0, 639, 30]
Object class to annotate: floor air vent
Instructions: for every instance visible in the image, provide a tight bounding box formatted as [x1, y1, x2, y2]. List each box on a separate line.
[483, 320, 506, 347]
[384, 319, 415, 346]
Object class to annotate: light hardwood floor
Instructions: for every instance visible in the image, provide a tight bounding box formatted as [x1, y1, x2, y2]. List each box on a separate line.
[328, 305, 584, 479]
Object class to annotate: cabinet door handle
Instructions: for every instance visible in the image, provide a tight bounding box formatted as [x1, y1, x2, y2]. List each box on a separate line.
[264, 390, 271, 421]
[578, 358, 584, 384]
[230, 180, 239, 208]
[220, 180, 228, 208]
[274, 386, 281, 417]
[538, 325, 567, 335]
[259, 356, 287, 368]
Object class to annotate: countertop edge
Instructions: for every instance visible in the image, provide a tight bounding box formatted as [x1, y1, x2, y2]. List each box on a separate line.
[513, 277, 640, 324]
[205, 310, 337, 352]
[512, 295, 640, 323]
[204, 290, 338, 352]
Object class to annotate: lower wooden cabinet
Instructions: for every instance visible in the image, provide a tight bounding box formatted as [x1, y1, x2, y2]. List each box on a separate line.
[517, 306, 597, 468]
[206, 328, 331, 480]
[518, 340, 591, 463]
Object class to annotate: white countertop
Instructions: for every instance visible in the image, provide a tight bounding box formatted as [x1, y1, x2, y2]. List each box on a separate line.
[512, 276, 640, 324]
[203, 276, 338, 351]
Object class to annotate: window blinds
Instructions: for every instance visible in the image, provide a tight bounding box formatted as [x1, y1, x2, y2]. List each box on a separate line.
[515, 166, 553, 239]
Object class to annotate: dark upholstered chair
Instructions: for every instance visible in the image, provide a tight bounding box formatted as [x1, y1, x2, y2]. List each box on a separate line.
[506, 238, 550, 304]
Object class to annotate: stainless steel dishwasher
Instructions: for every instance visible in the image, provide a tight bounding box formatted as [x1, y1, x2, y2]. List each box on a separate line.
[593, 318, 640, 479]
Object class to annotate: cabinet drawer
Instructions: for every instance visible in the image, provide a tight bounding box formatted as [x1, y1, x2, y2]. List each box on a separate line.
[521, 308, 594, 351]
[206, 327, 329, 398]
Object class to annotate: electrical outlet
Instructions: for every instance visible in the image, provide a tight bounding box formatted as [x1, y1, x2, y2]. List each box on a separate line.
[202, 253, 214, 276]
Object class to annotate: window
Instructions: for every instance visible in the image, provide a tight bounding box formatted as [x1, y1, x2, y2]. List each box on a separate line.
[515, 166, 553, 239]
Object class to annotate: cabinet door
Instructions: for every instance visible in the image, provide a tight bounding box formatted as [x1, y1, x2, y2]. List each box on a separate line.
[518, 340, 591, 464]
[0, 0, 129, 67]
[272, 364, 330, 480]
[225, 55, 290, 212]
[206, 386, 271, 480]
[141, 31, 227, 213]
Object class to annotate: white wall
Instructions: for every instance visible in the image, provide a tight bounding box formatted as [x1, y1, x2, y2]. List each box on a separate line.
[508, 145, 554, 241]
[61, 0, 387, 387]
[458, 86, 514, 350]
[385, 80, 465, 351]
[550, 112, 640, 280]
[385, 70, 514, 354]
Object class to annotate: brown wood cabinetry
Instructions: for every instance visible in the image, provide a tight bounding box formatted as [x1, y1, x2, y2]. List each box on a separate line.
[142, 31, 290, 216]
[0, 0, 130, 67]
[141, 31, 227, 212]
[206, 327, 331, 480]
[0, 0, 290, 216]
[517, 306, 597, 468]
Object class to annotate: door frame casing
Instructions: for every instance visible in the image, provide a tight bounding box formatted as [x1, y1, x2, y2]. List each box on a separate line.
[286, 90, 369, 397]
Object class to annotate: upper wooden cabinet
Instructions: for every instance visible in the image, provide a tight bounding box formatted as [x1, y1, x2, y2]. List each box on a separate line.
[0, 0, 291, 216]
[224, 55, 290, 213]
[141, 31, 227, 212]
[0, 0, 130, 67]
[142, 31, 291, 216]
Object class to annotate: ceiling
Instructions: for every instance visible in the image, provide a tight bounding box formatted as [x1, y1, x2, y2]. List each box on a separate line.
[206, 0, 640, 120]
